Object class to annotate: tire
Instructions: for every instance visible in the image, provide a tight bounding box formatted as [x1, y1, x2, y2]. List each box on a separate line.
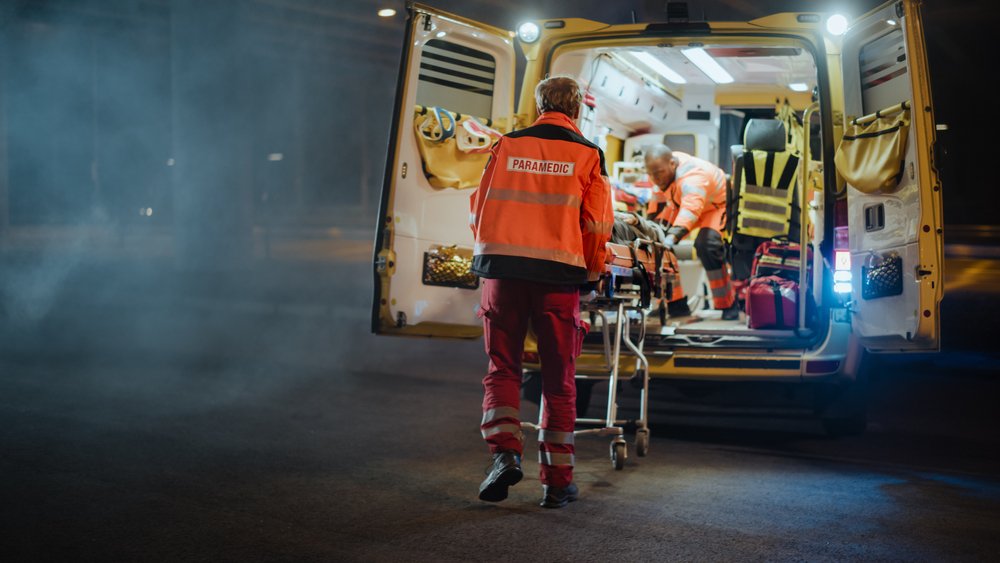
[635, 429, 650, 457]
[611, 441, 626, 470]
[819, 354, 871, 437]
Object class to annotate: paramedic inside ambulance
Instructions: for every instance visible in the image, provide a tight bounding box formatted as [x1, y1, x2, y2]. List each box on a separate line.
[644, 144, 740, 320]
[469, 76, 613, 508]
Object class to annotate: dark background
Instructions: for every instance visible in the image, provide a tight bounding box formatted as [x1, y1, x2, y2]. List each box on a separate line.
[0, 0, 994, 250]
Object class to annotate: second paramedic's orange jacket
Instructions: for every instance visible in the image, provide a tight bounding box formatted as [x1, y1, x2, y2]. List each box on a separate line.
[470, 112, 612, 284]
[647, 152, 728, 238]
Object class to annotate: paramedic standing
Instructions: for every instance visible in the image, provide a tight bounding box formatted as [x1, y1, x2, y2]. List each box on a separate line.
[469, 76, 612, 508]
[645, 144, 740, 320]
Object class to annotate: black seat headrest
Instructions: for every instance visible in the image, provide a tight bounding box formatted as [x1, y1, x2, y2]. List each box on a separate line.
[744, 119, 787, 152]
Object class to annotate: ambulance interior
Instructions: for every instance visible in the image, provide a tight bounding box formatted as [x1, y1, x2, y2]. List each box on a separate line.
[387, 8, 926, 350]
[550, 43, 824, 340]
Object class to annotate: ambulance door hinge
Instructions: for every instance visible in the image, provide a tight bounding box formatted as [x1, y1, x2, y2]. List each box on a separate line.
[376, 255, 387, 272]
[422, 13, 432, 32]
[895, 2, 904, 19]
[376, 249, 396, 274]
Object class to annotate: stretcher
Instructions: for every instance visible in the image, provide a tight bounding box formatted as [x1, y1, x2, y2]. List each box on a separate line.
[522, 238, 678, 470]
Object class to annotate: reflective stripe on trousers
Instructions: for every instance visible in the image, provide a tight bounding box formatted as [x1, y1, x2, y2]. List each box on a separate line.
[481, 405, 524, 447]
[673, 227, 735, 310]
[480, 278, 578, 487]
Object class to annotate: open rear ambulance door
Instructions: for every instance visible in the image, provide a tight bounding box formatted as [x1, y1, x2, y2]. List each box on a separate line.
[372, 4, 515, 337]
[839, 0, 944, 351]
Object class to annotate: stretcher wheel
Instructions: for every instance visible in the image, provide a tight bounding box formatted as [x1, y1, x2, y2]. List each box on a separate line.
[610, 440, 626, 470]
[635, 429, 649, 457]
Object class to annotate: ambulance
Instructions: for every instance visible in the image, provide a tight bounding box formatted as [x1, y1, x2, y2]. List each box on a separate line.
[371, 1, 944, 436]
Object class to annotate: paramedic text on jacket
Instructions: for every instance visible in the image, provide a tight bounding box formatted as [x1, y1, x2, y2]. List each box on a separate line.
[469, 76, 612, 508]
[645, 144, 738, 319]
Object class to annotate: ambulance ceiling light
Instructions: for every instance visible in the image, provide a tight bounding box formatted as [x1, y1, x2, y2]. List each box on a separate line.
[788, 83, 809, 92]
[633, 52, 686, 84]
[377, 8, 396, 17]
[826, 14, 849, 36]
[517, 22, 540, 43]
[681, 48, 733, 84]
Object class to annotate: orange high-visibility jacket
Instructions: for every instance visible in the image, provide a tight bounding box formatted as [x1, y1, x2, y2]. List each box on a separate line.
[647, 152, 727, 237]
[470, 112, 612, 284]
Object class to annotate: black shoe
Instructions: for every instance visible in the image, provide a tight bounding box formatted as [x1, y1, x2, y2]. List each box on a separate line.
[540, 483, 579, 509]
[721, 302, 741, 321]
[478, 451, 523, 502]
[667, 298, 692, 318]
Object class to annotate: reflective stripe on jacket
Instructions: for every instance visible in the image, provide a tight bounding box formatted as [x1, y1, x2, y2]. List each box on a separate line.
[470, 112, 612, 284]
[648, 152, 728, 235]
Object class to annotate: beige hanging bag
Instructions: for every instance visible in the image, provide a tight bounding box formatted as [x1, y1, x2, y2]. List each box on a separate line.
[835, 107, 910, 194]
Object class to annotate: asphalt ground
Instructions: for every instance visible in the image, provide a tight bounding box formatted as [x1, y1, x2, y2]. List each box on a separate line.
[1, 235, 999, 561]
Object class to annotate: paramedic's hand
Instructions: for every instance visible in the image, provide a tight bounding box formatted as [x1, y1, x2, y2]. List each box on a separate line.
[664, 234, 678, 251]
[580, 281, 599, 303]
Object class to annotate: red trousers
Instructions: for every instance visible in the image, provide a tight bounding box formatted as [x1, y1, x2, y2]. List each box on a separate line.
[479, 278, 580, 488]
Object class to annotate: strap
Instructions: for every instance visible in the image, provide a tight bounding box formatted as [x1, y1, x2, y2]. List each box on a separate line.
[457, 117, 502, 153]
[417, 106, 457, 143]
[628, 244, 652, 308]
[763, 152, 775, 187]
[771, 280, 784, 327]
[434, 106, 455, 140]
[743, 151, 757, 186]
[776, 154, 800, 192]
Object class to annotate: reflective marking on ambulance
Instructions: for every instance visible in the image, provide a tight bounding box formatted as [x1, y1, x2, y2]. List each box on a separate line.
[506, 156, 575, 176]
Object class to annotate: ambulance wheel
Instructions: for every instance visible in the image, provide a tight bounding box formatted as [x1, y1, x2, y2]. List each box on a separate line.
[635, 428, 649, 457]
[819, 353, 871, 437]
[610, 440, 626, 470]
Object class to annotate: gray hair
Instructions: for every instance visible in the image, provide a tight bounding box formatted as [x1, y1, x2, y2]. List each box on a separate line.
[643, 144, 673, 162]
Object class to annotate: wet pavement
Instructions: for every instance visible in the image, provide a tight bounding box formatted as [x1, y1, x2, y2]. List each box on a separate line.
[1, 230, 999, 561]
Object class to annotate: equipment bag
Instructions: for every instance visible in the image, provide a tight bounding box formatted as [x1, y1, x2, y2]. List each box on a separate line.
[413, 105, 502, 189]
[834, 107, 910, 194]
[745, 275, 799, 330]
[604, 242, 660, 307]
[751, 239, 812, 283]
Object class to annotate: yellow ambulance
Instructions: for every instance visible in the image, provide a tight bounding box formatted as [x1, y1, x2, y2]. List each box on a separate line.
[372, 1, 944, 436]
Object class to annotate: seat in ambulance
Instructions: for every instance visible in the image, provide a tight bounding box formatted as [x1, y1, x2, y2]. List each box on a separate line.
[728, 118, 802, 282]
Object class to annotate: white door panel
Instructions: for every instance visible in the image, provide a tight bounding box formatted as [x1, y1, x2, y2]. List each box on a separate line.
[373, 6, 514, 337]
[841, 0, 943, 352]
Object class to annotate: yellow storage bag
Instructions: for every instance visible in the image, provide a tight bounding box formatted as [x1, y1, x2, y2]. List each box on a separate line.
[835, 109, 910, 194]
[413, 106, 502, 189]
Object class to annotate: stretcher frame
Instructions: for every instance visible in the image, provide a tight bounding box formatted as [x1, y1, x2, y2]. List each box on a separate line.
[521, 238, 662, 470]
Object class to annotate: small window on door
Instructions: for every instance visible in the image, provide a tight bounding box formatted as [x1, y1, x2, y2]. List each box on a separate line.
[859, 28, 908, 114]
[416, 39, 496, 119]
